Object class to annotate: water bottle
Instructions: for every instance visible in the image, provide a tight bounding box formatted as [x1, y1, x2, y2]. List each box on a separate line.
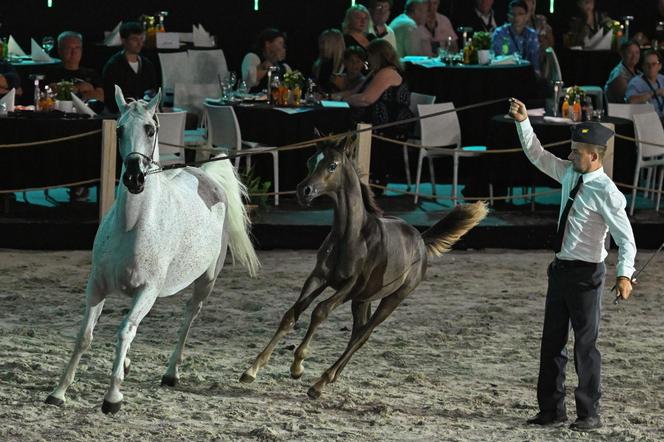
[0, 102, 7, 117]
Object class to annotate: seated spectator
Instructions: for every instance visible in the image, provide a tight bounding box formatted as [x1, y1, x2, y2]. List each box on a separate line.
[390, 0, 432, 58]
[368, 0, 397, 50]
[102, 22, 158, 113]
[605, 40, 641, 103]
[312, 29, 346, 94]
[345, 39, 413, 188]
[455, 0, 499, 33]
[492, 0, 540, 74]
[524, 0, 554, 51]
[423, 0, 459, 54]
[343, 5, 376, 50]
[241, 28, 291, 94]
[46, 31, 104, 103]
[564, 0, 613, 48]
[0, 59, 22, 97]
[334, 46, 368, 95]
[626, 50, 664, 118]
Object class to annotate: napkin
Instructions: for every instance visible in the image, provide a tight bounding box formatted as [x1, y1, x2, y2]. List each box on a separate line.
[104, 21, 123, 47]
[7, 35, 26, 57]
[491, 54, 518, 65]
[584, 29, 612, 50]
[543, 116, 575, 124]
[193, 24, 214, 47]
[0, 88, 16, 112]
[527, 107, 546, 117]
[30, 38, 52, 62]
[71, 92, 96, 116]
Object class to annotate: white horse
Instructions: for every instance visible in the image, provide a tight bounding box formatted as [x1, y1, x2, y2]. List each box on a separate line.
[45, 86, 259, 414]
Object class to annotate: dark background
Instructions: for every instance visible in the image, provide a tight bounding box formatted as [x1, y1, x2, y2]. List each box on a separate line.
[0, 0, 656, 77]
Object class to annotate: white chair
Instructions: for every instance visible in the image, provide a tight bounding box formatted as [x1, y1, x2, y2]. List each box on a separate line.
[607, 102, 655, 120]
[413, 103, 487, 205]
[630, 112, 664, 214]
[156, 111, 187, 166]
[544, 47, 562, 84]
[404, 92, 436, 188]
[204, 103, 281, 205]
[174, 82, 220, 123]
[158, 52, 190, 106]
[187, 49, 228, 84]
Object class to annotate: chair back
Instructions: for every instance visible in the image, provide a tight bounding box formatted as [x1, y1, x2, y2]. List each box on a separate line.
[545, 47, 563, 84]
[409, 92, 436, 115]
[158, 51, 190, 102]
[174, 83, 220, 121]
[204, 103, 242, 152]
[187, 49, 228, 84]
[633, 111, 664, 158]
[607, 102, 655, 120]
[418, 102, 461, 149]
[156, 111, 187, 165]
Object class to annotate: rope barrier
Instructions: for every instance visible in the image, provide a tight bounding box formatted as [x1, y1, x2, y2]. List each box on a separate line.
[0, 178, 100, 194]
[371, 134, 571, 153]
[615, 181, 664, 195]
[0, 129, 102, 149]
[615, 133, 664, 150]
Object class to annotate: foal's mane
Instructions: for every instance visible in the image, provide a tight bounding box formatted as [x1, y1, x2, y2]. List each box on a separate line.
[347, 160, 382, 217]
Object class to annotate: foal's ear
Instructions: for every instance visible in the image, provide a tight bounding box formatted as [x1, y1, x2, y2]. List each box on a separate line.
[341, 135, 357, 157]
[145, 88, 162, 116]
[114, 85, 127, 112]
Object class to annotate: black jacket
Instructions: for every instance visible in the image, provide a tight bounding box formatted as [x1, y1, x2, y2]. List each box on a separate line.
[102, 51, 158, 113]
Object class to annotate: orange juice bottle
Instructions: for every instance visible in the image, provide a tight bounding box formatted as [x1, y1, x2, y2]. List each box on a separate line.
[562, 95, 570, 119]
[573, 98, 581, 122]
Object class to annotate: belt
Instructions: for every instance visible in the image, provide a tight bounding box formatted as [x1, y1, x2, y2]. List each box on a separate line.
[553, 257, 598, 269]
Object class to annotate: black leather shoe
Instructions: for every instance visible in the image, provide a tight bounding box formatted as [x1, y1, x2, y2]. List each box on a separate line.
[527, 411, 568, 425]
[569, 415, 602, 431]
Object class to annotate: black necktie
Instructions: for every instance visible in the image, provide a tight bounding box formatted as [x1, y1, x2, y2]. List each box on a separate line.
[552, 175, 583, 253]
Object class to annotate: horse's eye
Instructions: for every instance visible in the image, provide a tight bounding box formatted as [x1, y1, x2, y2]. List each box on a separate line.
[327, 162, 338, 173]
[144, 124, 155, 137]
[116, 126, 124, 138]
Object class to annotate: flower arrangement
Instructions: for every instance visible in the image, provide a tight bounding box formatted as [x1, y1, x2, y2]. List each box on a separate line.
[565, 85, 585, 104]
[283, 70, 305, 90]
[55, 80, 75, 101]
[472, 32, 492, 51]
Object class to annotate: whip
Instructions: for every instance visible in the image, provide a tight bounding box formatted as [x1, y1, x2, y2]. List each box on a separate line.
[613, 239, 664, 304]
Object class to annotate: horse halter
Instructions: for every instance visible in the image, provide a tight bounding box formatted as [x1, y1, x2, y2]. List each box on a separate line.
[118, 112, 162, 175]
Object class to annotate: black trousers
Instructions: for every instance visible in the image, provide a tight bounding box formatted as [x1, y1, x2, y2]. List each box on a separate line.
[537, 258, 606, 419]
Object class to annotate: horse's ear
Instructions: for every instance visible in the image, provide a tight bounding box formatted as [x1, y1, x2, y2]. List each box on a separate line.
[145, 88, 162, 115]
[114, 85, 127, 112]
[342, 135, 357, 157]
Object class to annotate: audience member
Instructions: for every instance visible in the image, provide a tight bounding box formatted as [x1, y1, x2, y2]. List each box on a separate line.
[312, 29, 346, 94]
[492, 0, 540, 73]
[0, 60, 21, 97]
[456, 0, 499, 33]
[605, 40, 640, 103]
[345, 39, 413, 188]
[368, 0, 397, 50]
[626, 50, 664, 119]
[342, 4, 377, 50]
[334, 46, 368, 96]
[102, 22, 158, 113]
[390, 0, 431, 58]
[241, 28, 291, 93]
[564, 0, 613, 48]
[524, 0, 554, 51]
[46, 31, 104, 103]
[423, 0, 459, 54]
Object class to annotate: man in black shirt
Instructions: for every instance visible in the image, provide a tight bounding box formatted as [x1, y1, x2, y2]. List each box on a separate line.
[102, 21, 158, 113]
[46, 31, 104, 103]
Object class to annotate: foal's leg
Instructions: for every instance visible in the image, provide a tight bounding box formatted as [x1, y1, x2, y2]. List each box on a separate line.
[45, 282, 105, 406]
[161, 274, 216, 387]
[308, 285, 414, 399]
[101, 287, 159, 414]
[351, 300, 371, 341]
[240, 274, 327, 383]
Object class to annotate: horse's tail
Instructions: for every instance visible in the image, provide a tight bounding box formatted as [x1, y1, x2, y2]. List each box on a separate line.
[202, 156, 260, 277]
[421, 202, 488, 258]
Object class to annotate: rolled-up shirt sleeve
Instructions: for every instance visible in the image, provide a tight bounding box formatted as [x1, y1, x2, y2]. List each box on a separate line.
[600, 190, 636, 278]
[516, 118, 569, 184]
[241, 53, 261, 89]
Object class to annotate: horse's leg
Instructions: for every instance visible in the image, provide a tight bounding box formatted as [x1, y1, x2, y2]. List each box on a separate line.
[308, 285, 414, 399]
[351, 300, 371, 341]
[290, 282, 355, 380]
[240, 274, 327, 383]
[102, 287, 158, 414]
[45, 282, 105, 406]
[161, 274, 216, 387]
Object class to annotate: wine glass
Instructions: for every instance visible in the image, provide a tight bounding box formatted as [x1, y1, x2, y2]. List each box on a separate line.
[42, 36, 55, 54]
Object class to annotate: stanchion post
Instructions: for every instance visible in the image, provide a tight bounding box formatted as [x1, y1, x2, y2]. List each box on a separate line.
[99, 119, 117, 221]
[601, 122, 615, 179]
[355, 123, 372, 185]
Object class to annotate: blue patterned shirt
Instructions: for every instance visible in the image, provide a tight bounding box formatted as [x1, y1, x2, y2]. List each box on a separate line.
[491, 24, 540, 73]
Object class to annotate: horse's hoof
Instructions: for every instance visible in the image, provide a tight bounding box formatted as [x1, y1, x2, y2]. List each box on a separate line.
[101, 400, 122, 415]
[291, 370, 303, 380]
[44, 395, 64, 407]
[161, 375, 178, 387]
[307, 386, 322, 400]
[124, 362, 131, 376]
[239, 372, 255, 384]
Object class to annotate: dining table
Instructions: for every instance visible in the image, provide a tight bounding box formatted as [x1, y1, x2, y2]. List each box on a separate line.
[8, 56, 62, 106]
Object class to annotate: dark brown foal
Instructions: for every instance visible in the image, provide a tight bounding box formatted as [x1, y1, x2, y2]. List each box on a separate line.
[241, 136, 487, 398]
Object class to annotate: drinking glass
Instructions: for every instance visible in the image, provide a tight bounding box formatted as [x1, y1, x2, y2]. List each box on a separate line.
[225, 71, 238, 91]
[42, 36, 54, 54]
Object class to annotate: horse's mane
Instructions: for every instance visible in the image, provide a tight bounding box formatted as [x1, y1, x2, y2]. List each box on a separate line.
[351, 162, 383, 217]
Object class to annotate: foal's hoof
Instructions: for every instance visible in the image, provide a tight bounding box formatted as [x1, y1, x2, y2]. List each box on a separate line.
[161, 375, 178, 387]
[44, 395, 64, 407]
[101, 400, 122, 415]
[307, 386, 322, 400]
[239, 372, 255, 384]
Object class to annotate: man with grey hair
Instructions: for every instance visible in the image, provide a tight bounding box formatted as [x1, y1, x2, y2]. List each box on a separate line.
[46, 31, 104, 102]
[389, 0, 431, 58]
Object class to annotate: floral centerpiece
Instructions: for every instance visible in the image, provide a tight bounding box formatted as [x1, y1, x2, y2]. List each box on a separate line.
[55, 80, 75, 112]
[282, 70, 305, 105]
[472, 31, 492, 64]
[565, 85, 585, 104]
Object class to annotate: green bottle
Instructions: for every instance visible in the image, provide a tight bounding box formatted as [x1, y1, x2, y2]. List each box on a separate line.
[502, 37, 510, 55]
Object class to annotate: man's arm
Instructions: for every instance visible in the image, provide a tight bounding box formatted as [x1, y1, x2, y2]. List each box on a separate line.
[601, 190, 636, 300]
[508, 98, 568, 183]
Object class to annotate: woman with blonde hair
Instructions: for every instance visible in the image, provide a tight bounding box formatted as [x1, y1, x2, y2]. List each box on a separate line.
[342, 4, 377, 50]
[312, 28, 346, 93]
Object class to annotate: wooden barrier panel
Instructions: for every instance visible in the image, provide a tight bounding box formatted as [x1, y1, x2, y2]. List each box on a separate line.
[355, 123, 372, 185]
[99, 119, 117, 221]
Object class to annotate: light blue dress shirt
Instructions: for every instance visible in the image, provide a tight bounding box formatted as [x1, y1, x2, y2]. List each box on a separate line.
[625, 73, 664, 117]
[516, 119, 636, 278]
[491, 24, 540, 73]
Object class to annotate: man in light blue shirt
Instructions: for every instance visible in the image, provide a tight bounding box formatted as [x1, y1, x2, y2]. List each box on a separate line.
[625, 50, 664, 118]
[509, 98, 636, 432]
[492, 0, 540, 74]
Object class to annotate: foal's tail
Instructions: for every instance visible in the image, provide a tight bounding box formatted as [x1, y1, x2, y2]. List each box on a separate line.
[421, 202, 488, 258]
[202, 156, 260, 277]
